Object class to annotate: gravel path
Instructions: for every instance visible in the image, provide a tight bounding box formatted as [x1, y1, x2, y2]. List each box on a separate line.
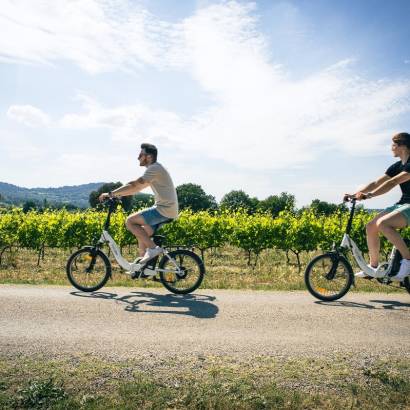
[1, 285, 409, 360]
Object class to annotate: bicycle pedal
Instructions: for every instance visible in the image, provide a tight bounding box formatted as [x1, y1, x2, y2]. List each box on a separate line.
[130, 270, 142, 279]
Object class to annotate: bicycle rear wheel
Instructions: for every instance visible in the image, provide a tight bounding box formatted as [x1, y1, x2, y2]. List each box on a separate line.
[305, 253, 353, 301]
[158, 249, 205, 294]
[66, 248, 111, 292]
[403, 277, 410, 295]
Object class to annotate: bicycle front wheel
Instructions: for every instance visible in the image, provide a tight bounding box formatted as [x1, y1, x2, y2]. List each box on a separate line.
[159, 249, 205, 294]
[305, 253, 353, 301]
[66, 248, 111, 292]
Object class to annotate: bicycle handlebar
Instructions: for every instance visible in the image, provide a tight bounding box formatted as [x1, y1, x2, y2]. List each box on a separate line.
[102, 197, 122, 204]
[343, 194, 357, 203]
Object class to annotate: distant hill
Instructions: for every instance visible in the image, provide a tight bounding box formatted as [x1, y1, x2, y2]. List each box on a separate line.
[0, 182, 106, 208]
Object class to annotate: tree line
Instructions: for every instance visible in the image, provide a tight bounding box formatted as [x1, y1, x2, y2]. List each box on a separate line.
[88, 182, 346, 217]
[3, 181, 349, 217]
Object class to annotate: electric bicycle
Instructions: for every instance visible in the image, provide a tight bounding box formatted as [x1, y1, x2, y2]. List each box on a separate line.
[66, 198, 205, 295]
[305, 198, 410, 301]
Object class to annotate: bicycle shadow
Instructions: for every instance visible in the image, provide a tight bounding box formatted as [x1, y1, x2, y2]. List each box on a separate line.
[315, 299, 410, 311]
[369, 299, 410, 310]
[70, 290, 218, 319]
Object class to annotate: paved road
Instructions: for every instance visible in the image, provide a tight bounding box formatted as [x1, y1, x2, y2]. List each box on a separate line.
[0, 285, 409, 360]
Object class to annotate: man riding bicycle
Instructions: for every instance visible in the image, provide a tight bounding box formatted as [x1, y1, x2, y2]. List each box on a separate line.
[99, 143, 179, 269]
[345, 132, 410, 281]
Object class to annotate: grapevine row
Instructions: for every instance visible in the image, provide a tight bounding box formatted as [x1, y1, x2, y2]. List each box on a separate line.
[0, 208, 399, 269]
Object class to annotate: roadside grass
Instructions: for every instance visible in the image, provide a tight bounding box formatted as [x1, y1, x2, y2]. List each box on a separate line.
[0, 355, 409, 409]
[0, 245, 406, 293]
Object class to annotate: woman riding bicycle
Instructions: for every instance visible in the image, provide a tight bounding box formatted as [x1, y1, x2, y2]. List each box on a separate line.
[345, 132, 410, 281]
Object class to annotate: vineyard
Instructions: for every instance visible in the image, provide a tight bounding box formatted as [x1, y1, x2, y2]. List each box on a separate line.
[0, 206, 399, 268]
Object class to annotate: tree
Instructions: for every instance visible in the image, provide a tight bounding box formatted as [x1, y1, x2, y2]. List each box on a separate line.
[220, 190, 258, 214]
[22, 200, 37, 213]
[132, 193, 154, 210]
[89, 182, 133, 212]
[309, 199, 346, 216]
[176, 183, 217, 212]
[258, 192, 295, 217]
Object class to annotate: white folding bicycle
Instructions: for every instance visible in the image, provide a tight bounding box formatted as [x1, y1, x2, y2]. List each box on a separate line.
[66, 198, 205, 294]
[305, 197, 410, 301]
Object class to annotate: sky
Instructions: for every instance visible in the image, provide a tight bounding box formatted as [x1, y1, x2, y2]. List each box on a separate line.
[1, 0, 410, 208]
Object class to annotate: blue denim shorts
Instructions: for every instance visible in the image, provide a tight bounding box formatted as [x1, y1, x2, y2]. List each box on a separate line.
[139, 207, 173, 232]
[384, 203, 410, 225]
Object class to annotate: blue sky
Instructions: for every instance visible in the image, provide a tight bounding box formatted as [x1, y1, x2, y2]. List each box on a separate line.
[1, 0, 410, 208]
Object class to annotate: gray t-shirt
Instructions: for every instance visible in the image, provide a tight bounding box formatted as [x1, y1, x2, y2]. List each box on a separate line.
[142, 162, 179, 219]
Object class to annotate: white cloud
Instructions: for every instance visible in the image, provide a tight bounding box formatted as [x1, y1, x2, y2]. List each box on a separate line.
[3, 1, 410, 174]
[0, 0, 177, 73]
[50, 0, 410, 171]
[7, 105, 51, 127]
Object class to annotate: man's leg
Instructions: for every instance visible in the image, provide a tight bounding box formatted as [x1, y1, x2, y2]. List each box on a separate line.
[126, 213, 156, 257]
[366, 212, 388, 268]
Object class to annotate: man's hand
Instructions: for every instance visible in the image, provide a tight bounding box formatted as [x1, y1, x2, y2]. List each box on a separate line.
[98, 192, 111, 202]
[354, 191, 368, 200]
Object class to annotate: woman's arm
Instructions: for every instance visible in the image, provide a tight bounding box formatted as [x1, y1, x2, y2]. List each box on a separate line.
[356, 174, 390, 194]
[365, 171, 410, 199]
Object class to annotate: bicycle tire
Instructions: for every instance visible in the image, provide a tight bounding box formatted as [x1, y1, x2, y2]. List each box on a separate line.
[158, 249, 205, 294]
[403, 277, 410, 295]
[66, 247, 111, 292]
[305, 253, 353, 301]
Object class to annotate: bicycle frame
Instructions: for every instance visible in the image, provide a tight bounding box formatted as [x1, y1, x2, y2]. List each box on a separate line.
[98, 230, 137, 272]
[96, 198, 181, 276]
[339, 199, 393, 278]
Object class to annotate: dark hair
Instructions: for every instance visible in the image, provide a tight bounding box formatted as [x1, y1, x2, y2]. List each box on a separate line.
[141, 143, 158, 162]
[392, 132, 410, 150]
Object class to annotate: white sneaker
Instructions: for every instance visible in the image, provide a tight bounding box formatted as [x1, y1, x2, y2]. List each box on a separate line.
[391, 258, 410, 282]
[138, 246, 163, 265]
[355, 264, 377, 279]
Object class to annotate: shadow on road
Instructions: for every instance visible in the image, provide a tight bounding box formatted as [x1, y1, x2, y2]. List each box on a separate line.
[70, 290, 218, 319]
[315, 299, 410, 310]
[369, 299, 410, 310]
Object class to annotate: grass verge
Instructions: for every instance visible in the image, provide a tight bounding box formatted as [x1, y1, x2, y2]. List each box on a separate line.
[0, 354, 409, 409]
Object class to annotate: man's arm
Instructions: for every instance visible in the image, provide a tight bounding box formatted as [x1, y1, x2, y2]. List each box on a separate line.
[99, 177, 149, 201]
[364, 171, 410, 199]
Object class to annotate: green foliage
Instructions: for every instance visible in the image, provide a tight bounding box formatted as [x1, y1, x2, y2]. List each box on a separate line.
[161, 210, 226, 259]
[0, 206, 397, 268]
[176, 183, 218, 212]
[16, 379, 67, 408]
[220, 190, 258, 214]
[22, 200, 37, 213]
[0, 208, 22, 248]
[228, 211, 275, 265]
[258, 192, 296, 217]
[132, 193, 154, 210]
[89, 182, 133, 211]
[308, 199, 346, 216]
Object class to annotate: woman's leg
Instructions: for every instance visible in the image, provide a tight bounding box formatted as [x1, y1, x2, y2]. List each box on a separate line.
[376, 212, 410, 259]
